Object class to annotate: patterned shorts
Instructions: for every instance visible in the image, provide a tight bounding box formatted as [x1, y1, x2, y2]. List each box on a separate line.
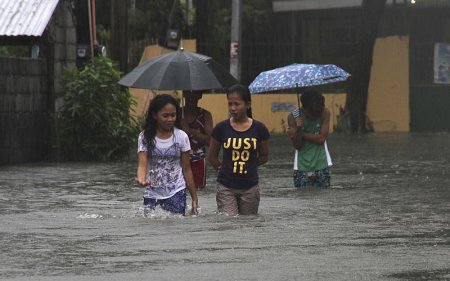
[143, 189, 186, 215]
[294, 168, 330, 188]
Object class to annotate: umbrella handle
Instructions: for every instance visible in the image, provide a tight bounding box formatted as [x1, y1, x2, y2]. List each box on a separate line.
[296, 83, 301, 110]
[181, 91, 184, 118]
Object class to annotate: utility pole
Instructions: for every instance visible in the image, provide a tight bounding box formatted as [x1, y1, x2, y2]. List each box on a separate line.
[230, 0, 242, 81]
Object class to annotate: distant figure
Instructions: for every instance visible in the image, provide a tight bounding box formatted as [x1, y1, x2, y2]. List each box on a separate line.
[181, 90, 213, 189]
[287, 90, 332, 187]
[136, 94, 198, 215]
[208, 85, 270, 215]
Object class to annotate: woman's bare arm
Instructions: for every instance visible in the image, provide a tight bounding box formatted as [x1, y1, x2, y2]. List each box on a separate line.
[208, 138, 222, 171]
[181, 151, 198, 214]
[287, 113, 303, 150]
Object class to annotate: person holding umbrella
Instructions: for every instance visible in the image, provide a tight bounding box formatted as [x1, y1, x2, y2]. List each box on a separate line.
[136, 94, 198, 215]
[181, 90, 213, 189]
[208, 85, 270, 215]
[287, 90, 332, 188]
[120, 48, 239, 213]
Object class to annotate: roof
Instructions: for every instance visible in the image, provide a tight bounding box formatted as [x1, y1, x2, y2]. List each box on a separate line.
[0, 0, 60, 36]
[272, 0, 450, 12]
[273, 0, 363, 12]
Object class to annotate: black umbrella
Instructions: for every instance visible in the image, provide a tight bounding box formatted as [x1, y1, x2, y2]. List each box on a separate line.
[118, 48, 238, 91]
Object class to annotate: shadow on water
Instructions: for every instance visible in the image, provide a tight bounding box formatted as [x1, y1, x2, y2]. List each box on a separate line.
[0, 133, 449, 281]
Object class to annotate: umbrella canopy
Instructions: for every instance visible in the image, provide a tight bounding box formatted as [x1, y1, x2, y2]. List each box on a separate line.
[249, 63, 350, 94]
[118, 49, 238, 91]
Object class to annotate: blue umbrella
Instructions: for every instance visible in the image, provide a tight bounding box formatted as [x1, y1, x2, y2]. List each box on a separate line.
[249, 63, 350, 108]
[249, 63, 350, 94]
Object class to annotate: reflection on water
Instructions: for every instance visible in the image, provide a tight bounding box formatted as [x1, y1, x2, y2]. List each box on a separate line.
[0, 134, 449, 281]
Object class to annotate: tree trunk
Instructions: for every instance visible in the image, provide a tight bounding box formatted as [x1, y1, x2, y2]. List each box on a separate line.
[110, 0, 128, 73]
[347, 0, 387, 133]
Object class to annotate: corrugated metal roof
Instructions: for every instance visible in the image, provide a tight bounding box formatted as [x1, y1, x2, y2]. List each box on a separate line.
[273, 0, 450, 12]
[412, 0, 450, 7]
[273, 0, 362, 12]
[0, 0, 60, 36]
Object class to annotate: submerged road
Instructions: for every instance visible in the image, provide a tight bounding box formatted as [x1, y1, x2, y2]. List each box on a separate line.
[0, 133, 449, 280]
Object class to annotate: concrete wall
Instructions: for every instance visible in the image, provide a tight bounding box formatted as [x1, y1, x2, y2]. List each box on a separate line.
[0, 58, 49, 164]
[367, 36, 410, 132]
[0, 0, 76, 165]
[47, 0, 77, 111]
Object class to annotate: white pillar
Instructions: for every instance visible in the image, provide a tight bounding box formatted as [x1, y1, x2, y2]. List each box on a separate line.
[230, 0, 242, 81]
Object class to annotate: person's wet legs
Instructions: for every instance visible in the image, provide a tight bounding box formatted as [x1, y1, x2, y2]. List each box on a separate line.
[294, 168, 330, 187]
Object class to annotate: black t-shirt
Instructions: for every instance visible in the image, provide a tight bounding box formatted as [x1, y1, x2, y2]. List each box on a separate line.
[211, 119, 270, 190]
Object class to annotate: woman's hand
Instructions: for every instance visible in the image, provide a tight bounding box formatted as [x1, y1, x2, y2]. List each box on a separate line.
[295, 117, 304, 127]
[135, 177, 150, 186]
[190, 198, 199, 215]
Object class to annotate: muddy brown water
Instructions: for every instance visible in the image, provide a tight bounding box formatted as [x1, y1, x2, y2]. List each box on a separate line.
[0, 133, 449, 281]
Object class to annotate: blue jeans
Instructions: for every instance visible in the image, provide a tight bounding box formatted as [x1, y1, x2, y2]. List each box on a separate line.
[143, 189, 186, 214]
[294, 168, 330, 188]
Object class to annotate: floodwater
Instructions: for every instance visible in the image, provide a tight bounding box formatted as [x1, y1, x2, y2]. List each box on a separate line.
[0, 133, 449, 281]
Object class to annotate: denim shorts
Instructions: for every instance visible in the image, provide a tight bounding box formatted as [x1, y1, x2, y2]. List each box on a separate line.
[143, 189, 186, 215]
[294, 168, 330, 188]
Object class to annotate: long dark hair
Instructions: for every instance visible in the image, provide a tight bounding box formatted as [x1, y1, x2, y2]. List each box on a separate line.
[143, 94, 181, 151]
[227, 84, 253, 118]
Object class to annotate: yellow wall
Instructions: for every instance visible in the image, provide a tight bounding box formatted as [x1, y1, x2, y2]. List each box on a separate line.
[367, 36, 410, 132]
[129, 37, 411, 133]
[199, 93, 347, 134]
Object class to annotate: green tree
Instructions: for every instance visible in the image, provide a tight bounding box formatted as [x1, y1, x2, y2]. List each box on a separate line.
[57, 56, 139, 161]
[95, 0, 187, 69]
[194, 0, 231, 67]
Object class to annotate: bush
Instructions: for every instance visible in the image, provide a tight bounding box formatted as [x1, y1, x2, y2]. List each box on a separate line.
[56, 56, 140, 161]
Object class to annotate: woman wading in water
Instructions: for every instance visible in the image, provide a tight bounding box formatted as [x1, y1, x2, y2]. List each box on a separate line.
[208, 85, 270, 215]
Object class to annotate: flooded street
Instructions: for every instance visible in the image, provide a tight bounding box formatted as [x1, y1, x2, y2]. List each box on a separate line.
[0, 133, 449, 281]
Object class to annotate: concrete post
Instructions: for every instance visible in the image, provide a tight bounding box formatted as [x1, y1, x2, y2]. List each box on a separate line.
[230, 0, 242, 81]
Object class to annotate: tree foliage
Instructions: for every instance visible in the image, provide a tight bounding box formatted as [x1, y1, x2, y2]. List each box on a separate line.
[95, 0, 188, 69]
[57, 56, 140, 161]
[193, 0, 231, 67]
[0, 46, 29, 57]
